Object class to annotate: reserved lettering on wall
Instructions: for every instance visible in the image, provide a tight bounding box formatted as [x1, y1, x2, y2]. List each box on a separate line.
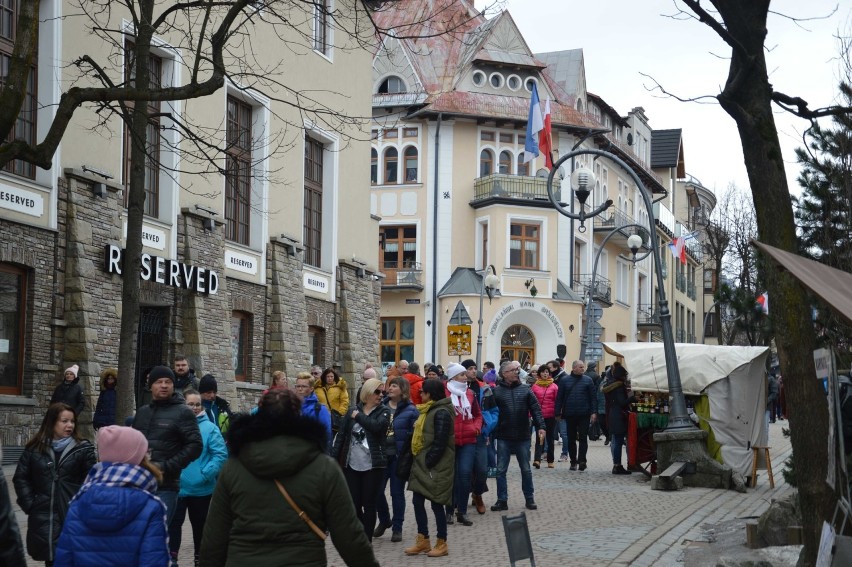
[0, 185, 44, 217]
[104, 244, 219, 295]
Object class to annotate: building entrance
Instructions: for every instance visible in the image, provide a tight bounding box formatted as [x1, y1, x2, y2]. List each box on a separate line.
[500, 324, 535, 369]
[135, 307, 169, 408]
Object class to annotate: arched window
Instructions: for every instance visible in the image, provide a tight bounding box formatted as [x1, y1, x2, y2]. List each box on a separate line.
[370, 148, 378, 185]
[479, 149, 494, 177]
[499, 150, 512, 174]
[384, 147, 398, 184]
[576, 98, 584, 113]
[404, 146, 418, 183]
[500, 324, 535, 369]
[378, 76, 406, 94]
[517, 153, 529, 176]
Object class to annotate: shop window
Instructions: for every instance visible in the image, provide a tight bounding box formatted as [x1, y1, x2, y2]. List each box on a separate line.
[479, 149, 494, 177]
[304, 136, 324, 267]
[309, 326, 325, 367]
[380, 317, 414, 368]
[0, 264, 26, 394]
[499, 150, 512, 174]
[370, 148, 377, 185]
[231, 311, 251, 382]
[225, 96, 253, 245]
[383, 147, 398, 184]
[510, 223, 539, 270]
[0, 2, 36, 179]
[403, 146, 418, 183]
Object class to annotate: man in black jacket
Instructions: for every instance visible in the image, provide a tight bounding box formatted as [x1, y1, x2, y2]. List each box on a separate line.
[173, 354, 199, 391]
[554, 360, 598, 471]
[490, 361, 545, 512]
[132, 365, 202, 525]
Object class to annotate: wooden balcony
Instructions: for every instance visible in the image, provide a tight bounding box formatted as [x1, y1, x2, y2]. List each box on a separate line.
[382, 261, 424, 292]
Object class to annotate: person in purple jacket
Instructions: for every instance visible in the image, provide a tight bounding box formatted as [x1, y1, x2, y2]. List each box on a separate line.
[54, 426, 169, 567]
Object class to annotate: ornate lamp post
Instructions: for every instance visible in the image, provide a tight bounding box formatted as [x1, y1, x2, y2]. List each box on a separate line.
[547, 148, 692, 432]
[475, 265, 500, 370]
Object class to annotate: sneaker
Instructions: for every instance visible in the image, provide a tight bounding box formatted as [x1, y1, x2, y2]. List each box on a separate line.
[391, 531, 403, 542]
[490, 500, 508, 511]
[559, 455, 569, 463]
[569, 463, 577, 471]
[578, 463, 587, 471]
[525, 499, 538, 510]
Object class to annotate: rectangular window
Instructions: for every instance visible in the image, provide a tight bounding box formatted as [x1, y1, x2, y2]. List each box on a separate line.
[309, 326, 325, 367]
[509, 223, 539, 270]
[380, 225, 417, 282]
[481, 222, 488, 270]
[0, 2, 36, 179]
[231, 312, 250, 382]
[225, 96, 252, 245]
[704, 269, 715, 293]
[480, 131, 495, 142]
[403, 128, 418, 138]
[380, 317, 415, 368]
[573, 241, 583, 283]
[370, 129, 378, 140]
[384, 128, 398, 139]
[123, 43, 163, 217]
[0, 264, 26, 394]
[304, 136, 324, 267]
[616, 260, 629, 304]
[313, 0, 329, 55]
[499, 133, 514, 144]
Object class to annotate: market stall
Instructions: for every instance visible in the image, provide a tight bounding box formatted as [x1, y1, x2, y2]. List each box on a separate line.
[603, 342, 769, 477]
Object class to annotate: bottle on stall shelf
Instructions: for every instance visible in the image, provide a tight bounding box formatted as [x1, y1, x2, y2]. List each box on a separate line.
[663, 397, 670, 414]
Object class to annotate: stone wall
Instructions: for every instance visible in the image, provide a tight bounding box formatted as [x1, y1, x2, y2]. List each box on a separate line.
[336, 263, 381, 388]
[266, 240, 311, 376]
[229, 277, 268, 385]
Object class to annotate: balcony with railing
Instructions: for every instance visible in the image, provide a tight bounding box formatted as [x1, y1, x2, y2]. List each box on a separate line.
[636, 303, 661, 329]
[676, 273, 687, 292]
[572, 274, 612, 306]
[676, 328, 686, 342]
[471, 174, 560, 207]
[382, 261, 424, 291]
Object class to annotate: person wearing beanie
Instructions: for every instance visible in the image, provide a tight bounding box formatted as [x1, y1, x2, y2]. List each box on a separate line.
[54, 426, 169, 566]
[443, 363, 482, 527]
[93, 368, 118, 430]
[133, 365, 202, 528]
[465, 361, 498, 515]
[50, 364, 85, 418]
[198, 374, 234, 435]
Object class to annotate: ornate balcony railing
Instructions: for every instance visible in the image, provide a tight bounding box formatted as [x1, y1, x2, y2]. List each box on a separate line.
[471, 173, 558, 203]
[573, 274, 612, 306]
[636, 303, 661, 329]
[382, 261, 423, 289]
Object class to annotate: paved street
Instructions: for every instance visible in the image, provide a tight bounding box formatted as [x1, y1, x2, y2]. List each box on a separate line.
[6, 421, 791, 566]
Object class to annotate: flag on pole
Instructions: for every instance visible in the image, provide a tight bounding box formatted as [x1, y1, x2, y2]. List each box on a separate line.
[756, 292, 769, 314]
[668, 237, 687, 265]
[523, 83, 543, 164]
[538, 97, 553, 169]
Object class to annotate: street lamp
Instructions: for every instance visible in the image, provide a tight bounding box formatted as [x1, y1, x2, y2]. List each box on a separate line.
[475, 265, 500, 370]
[547, 148, 692, 432]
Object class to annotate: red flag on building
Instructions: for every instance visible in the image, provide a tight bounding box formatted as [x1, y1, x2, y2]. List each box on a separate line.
[538, 97, 553, 169]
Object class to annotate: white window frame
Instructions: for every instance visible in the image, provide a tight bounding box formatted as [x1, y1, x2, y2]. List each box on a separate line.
[616, 259, 630, 305]
[506, 214, 548, 272]
[313, 0, 334, 61]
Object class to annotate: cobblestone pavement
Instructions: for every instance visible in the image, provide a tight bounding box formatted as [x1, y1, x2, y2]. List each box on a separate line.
[7, 421, 791, 566]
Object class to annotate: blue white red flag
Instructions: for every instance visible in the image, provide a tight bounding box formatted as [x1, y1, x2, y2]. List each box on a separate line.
[523, 83, 543, 164]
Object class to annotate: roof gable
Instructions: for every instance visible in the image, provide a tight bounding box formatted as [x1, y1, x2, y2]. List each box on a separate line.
[464, 11, 544, 70]
[651, 129, 685, 177]
[372, 32, 427, 105]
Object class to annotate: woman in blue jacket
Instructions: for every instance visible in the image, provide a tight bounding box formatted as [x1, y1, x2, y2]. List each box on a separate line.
[54, 425, 167, 567]
[168, 390, 228, 566]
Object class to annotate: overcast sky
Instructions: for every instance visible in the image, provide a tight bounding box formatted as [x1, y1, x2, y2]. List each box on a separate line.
[475, 0, 849, 198]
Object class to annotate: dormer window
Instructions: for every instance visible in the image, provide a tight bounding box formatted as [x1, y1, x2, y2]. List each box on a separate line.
[378, 76, 406, 94]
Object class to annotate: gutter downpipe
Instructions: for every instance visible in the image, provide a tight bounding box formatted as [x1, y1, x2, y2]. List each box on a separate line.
[430, 113, 442, 363]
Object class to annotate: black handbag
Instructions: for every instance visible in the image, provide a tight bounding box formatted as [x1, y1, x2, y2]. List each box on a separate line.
[395, 434, 414, 481]
[588, 420, 602, 441]
[330, 410, 343, 432]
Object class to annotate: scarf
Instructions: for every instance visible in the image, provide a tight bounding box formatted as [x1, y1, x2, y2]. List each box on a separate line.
[535, 378, 554, 388]
[411, 400, 435, 456]
[52, 436, 74, 453]
[73, 462, 161, 504]
[446, 380, 473, 419]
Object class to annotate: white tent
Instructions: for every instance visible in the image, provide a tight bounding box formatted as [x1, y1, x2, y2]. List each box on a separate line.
[602, 342, 769, 476]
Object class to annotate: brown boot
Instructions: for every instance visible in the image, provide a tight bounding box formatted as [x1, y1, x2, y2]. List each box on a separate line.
[405, 534, 432, 555]
[472, 493, 486, 515]
[427, 538, 448, 557]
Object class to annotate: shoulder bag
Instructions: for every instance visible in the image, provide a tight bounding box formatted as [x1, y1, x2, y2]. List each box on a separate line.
[274, 479, 327, 541]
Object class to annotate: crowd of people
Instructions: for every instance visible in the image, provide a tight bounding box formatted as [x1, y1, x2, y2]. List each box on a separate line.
[0, 354, 643, 565]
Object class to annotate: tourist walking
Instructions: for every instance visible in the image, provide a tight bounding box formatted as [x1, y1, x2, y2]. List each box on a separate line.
[198, 375, 234, 435]
[464, 359, 498, 515]
[602, 362, 635, 475]
[554, 360, 598, 471]
[0, 443, 26, 567]
[443, 363, 482, 526]
[531, 366, 558, 468]
[314, 367, 350, 433]
[50, 365, 85, 418]
[92, 368, 118, 430]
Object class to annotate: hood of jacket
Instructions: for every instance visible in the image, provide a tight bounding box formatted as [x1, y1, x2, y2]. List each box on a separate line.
[99, 368, 118, 389]
[227, 410, 327, 478]
[77, 483, 156, 532]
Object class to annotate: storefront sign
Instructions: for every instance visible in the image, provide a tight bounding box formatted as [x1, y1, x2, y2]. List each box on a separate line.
[104, 244, 219, 294]
[122, 222, 166, 251]
[225, 249, 258, 275]
[303, 272, 329, 293]
[0, 185, 44, 217]
[488, 299, 564, 339]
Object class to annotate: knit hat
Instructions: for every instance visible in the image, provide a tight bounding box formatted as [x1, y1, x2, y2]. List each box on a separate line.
[97, 425, 149, 465]
[446, 363, 466, 381]
[483, 369, 497, 385]
[461, 359, 477, 369]
[147, 365, 175, 388]
[199, 374, 218, 394]
[64, 364, 79, 379]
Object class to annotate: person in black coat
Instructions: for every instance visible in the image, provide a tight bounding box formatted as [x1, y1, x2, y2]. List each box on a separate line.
[602, 362, 636, 475]
[50, 365, 84, 418]
[92, 368, 117, 430]
[132, 365, 203, 527]
[13, 403, 96, 565]
[0, 443, 26, 567]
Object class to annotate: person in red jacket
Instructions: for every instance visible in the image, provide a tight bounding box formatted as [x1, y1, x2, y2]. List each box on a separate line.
[531, 366, 559, 468]
[443, 363, 482, 526]
[404, 362, 425, 405]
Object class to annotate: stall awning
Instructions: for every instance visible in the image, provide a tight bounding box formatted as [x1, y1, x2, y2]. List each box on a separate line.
[752, 240, 852, 326]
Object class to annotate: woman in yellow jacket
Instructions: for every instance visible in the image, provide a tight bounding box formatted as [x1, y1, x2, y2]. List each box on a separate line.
[314, 368, 350, 432]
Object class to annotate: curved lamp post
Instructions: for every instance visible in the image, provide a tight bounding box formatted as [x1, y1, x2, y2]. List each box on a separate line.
[475, 265, 500, 370]
[580, 223, 652, 361]
[547, 148, 692, 432]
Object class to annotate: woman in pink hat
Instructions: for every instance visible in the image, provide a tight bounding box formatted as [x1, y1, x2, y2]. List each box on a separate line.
[50, 365, 85, 418]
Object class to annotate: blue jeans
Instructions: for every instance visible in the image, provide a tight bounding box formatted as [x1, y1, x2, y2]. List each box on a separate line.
[611, 433, 626, 466]
[376, 456, 407, 532]
[412, 491, 447, 540]
[496, 439, 534, 503]
[157, 489, 179, 528]
[487, 436, 497, 467]
[558, 419, 568, 457]
[472, 434, 489, 496]
[447, 443, 476, 515]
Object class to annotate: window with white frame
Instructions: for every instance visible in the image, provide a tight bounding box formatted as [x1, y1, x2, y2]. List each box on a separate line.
[225, 95, 253, 245]
[1, 1, 36, 179]
[313, 0, 331, 56]
[510, 222, 540, 270]
[616, 260, 630, 304]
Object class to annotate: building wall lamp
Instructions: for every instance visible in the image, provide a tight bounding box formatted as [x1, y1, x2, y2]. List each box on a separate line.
[524, 278, 538, 297]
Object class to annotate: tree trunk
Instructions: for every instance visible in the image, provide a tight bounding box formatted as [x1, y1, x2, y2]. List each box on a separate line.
[116, 2, 156, 425]
[712, 1, 834, 563]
